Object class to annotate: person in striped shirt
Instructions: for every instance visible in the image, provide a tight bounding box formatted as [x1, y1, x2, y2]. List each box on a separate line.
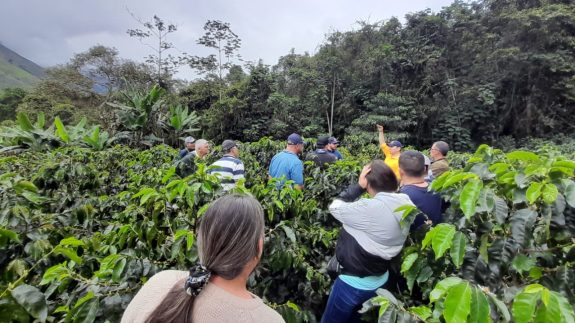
[208, 140, 245, 190]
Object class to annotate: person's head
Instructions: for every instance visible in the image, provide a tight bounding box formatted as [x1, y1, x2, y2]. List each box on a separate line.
[388, 140, 403, 156]
[198, 194, 265, 278]
[144, 194, 265, 323]
[431, 141, 449, 160]
[185, 136, 196, 150]
[327, 137, 339, 152]
[399, 151, 426, 178]
[286, 133, 304, 154]
[364, 160, 398, 195]
[195, 139, 210, 158]
[317, 136, 329, 149]
[222, 139, 239, 157]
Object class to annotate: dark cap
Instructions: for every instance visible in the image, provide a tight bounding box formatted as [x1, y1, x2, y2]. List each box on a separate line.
[222, 140, 237, 151]
[389, 140, 403, 148]
[317, 136, 329, 147]
[328, 137, 340, 145]
[287, 133, 304, 145]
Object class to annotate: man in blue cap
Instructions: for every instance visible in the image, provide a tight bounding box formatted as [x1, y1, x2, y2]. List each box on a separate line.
[326, 137, 343, 160]
[268, 133, 305, 190]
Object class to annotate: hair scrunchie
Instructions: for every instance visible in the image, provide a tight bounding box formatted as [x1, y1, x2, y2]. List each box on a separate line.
[184, 264, 212, 297]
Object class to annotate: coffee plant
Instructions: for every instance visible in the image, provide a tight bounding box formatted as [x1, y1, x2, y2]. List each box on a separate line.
[1, 122, 574, 322]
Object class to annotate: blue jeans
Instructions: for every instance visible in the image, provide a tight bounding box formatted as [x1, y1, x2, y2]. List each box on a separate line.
[321, 277, 379, 323]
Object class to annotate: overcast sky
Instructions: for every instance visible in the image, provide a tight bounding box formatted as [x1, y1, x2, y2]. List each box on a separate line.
[1, 0, 454, 80]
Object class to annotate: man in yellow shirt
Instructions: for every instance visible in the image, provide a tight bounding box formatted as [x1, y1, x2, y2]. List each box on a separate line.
[377, 124, 402, 180]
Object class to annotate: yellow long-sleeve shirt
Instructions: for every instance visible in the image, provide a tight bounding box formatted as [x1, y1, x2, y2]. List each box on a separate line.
[380, 143, 401, 180]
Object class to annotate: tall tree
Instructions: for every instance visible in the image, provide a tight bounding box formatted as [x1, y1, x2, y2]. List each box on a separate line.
[127, 13, 181, 89]
[189, 20, 242, 100]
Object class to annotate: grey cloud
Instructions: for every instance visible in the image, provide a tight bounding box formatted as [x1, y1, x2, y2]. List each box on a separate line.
[1, 0, 453, 79]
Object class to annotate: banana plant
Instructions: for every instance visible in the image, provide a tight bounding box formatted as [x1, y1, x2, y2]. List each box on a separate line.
[163, 105, 200, 147]
[82, 126, 110, 151]
[106, 85, 165, 146]
[0, 112, 58, 152]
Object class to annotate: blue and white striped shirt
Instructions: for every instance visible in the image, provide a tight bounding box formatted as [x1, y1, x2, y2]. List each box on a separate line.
[208, 155, 245, 190]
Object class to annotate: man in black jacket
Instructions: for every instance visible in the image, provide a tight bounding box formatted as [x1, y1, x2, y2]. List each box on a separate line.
[305, 135, 336, 168]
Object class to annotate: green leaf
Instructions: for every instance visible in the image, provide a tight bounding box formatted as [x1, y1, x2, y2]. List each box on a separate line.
[282, 225, 297, 244]
[7, 259, 27, 277]
[566, 183, 575, 208]
[16, 112, 34, 131]
[422, 228, 436, 250]
[513, 289, 541, 323]
[401, 253, 418, 273]
[54, 117, 70, 143]
[73, 292, 95, 309]
[489, 293, 511, 322]
[112, 258, 127, 282]
[71, 297, 99, 323]
[0, 296, 32, 323]
[0, 228, 20, 243]
[429, 277, 462, 303]
[13, 180, 38, 193]
[512, 255, 536, 275]
[526, 182, 543, 204]
[450, 232, 467, 268]
[59, 237, 85, 247]
[54, 246, 83, 264]
[443, 282, 472, 323]
[552, 160, 575, 169]
[529, 267, 543, 280]
[431, 224, 456, 260]
[442, 172, 476, 189]
[507, 151, 540, 162]
[541, 183, 558, 204]
[11, 284, 48, 322]
[20, 191, 49, 205]
[494, 196, 509, 225]
[409, 305, 432, 321]
[41, 263, 70, 285]
[554, 292, 575, 323]
[535, 292, 561, 323]
[469, 287, 491, 323]
[459, 179, 483, 219]
[186, 232, 194, 251]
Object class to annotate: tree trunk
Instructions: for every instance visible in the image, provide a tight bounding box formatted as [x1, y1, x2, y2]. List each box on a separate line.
[330, 73, 336, 135]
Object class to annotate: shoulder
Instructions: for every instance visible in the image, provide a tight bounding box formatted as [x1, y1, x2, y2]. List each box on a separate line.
[147, 270, 188, 286]
[257, 304, 285, 323]
[121, 270, 188, 323]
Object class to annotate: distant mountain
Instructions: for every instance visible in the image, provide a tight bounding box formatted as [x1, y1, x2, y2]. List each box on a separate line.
[0, 43, 45, 89]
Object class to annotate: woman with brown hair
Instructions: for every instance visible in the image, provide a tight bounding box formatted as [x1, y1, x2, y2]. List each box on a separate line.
[121, 194, 284, 323]
[322, 160, 414, 323]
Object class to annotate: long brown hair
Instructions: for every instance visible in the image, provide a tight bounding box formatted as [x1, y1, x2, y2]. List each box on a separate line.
[144, 194, 265, 323]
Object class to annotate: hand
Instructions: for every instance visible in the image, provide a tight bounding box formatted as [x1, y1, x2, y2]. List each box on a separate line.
[358, 165, 371, 189]
[376, 124, 384, 133]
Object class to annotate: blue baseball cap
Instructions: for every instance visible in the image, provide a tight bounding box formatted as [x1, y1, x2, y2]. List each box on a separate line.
[389, 140, 403, 148]
[287, 133, 304, 145]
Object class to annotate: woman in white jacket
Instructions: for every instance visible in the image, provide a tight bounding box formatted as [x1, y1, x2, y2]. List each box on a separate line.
[322, 160, 414, 323]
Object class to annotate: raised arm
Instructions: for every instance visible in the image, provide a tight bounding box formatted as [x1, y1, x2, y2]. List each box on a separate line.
[377, 124, 391, 158]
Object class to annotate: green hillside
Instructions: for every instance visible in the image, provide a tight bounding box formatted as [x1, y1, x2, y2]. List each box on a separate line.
[0, 43, 44, 89]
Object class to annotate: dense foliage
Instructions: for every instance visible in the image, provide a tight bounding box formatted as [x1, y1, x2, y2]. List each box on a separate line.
[1, 124, 574, 322]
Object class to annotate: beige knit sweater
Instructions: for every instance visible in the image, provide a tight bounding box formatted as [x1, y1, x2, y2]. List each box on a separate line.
[121, 270, 285, 323]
